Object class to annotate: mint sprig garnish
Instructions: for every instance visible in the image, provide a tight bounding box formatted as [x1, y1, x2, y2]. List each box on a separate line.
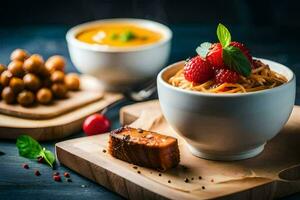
[196, 42, 212, 59]
[223, 46, 251, 76]
[217, 23, 251, 77]
[16, 135, 55, 168]
[196, 23, 252, 77]
[217, 23, 231, 47]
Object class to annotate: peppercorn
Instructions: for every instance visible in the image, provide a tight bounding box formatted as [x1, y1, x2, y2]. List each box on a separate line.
[37, 156, 44, 163]
[53, 172, 59, 176]
[102, 149, 107, 153]
[66, 178, 72, 182]
[211, 179, 214, 182]
[158, 173, 162, 176]
[137, 171, 141, 174]
[35, 170, 41, 176]
[191, 177, 194, 180]
[22, 163, 29, 169]
[184, 178, 189, 183]
[168, 180, 171, 183]
[202, 186, 205, 190]
[64, 172, 70, 178]
[53, 175, 61, 182]
[198, 176, 202, 180]
[133, 166, 138, 169]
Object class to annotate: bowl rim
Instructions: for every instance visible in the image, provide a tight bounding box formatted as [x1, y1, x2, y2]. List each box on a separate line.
[66, 18, 172, 53]
[157, 58, 295, 97]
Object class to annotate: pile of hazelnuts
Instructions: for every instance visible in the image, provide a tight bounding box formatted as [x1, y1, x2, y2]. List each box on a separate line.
[0, 49, 80, 107]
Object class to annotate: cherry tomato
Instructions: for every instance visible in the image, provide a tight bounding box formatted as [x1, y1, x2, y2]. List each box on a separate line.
[83, 114, 111, 136]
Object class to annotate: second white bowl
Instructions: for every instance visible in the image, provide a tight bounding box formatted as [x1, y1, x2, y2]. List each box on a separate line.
[66, 18, 172, 90]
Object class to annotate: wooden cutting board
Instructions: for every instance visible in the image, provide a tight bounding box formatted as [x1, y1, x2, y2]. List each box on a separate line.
[0, 75, 123, 141]
[0, 75, 103, 119]
[56, 100, 300, 200]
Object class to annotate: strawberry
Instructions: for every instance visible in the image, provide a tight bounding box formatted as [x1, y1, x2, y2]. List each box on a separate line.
[230, 41, 253, 63]
[184, 56, 213, 83]
[215, 68, 239, 84]
[206, 43, 225, 70]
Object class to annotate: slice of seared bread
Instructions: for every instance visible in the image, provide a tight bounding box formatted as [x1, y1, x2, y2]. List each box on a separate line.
[108, 126, 180, 171]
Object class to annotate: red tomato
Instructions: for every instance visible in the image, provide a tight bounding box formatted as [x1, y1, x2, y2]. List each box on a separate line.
[83, 114, 111, 136]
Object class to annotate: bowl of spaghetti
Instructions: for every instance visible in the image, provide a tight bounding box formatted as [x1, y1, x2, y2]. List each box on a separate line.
[157, 24, 296, 161]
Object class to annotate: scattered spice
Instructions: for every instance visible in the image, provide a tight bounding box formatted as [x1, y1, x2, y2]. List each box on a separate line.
[184, 178, 189, 183]
[34, 170, 41, 176]
[168, 180, 171, 183]
[211, 179, 214, 183]
[22, 163, 29, 169]
[158, 173, 162, 176]
[181, 165, 188, 170]
[53, 175, 61, 182]
[133, 166, 138, 170]
[191, 177, 194, 180]
[53, 172, 59, 176]
[137, 171, 141, 174]
[102, 149, 107, 153]
[66, 178, 72, 182]
[37, 156, 44, 163]
[202, 186, 205, 190]
[198, 176, 202, 180]
[64, 172, 70, 178]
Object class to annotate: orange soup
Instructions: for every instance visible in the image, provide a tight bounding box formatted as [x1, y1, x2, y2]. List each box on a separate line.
[76, 23, 163, 47]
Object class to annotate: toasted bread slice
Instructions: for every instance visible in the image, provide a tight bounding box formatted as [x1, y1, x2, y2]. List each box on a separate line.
[108, 126, 180, 171]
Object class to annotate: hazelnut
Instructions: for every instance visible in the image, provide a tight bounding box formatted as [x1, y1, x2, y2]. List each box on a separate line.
[9, 77, 24, 94]
[51, 70, 65, 83]
[51, 83, 67, 99]
[45, 55, 65, 72]
[23, 73, 41, 91]
[2, 87, 15, 104]
[23, 54, 44, 74]
[8, 60, 24, 77]
[36, 88, 52, 104]
[0, 70, 13, 86]
[65, 73, 80, 91]
[17, 90, 35, 107]
[10, 49, 29, 61]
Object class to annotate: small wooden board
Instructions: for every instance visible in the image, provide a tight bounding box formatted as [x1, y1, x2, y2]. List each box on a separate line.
[56, 100, 300, 200]
[0, 75, 104, 119]
[0, 75, 123, 141]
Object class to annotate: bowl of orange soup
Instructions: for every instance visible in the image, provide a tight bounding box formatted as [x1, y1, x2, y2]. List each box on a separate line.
[66, 18, 172, 90]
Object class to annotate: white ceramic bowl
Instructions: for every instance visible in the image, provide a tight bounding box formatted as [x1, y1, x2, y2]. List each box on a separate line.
[66, 18, 172, 90]
[157, 59, 296, 161]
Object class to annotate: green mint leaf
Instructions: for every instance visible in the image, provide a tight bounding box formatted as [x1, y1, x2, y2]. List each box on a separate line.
[223, 46, 251, 76]
[120, 31, 136, 42]
[217, 23, 231, 47]
[39, 148, 55, 168]
[196, 42, 212, 58]
[16, 135, 42, 159]
[110, 33, 118, 40]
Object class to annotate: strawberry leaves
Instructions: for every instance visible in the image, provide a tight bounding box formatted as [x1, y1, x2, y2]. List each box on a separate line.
[223, 46, 251, 76]
[216, 23, 251, 77]
[196, 23, 251, 77]
[217, 23, 231, 48]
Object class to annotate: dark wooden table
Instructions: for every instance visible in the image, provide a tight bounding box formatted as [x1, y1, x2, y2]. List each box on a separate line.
[0, 25, 299, 200]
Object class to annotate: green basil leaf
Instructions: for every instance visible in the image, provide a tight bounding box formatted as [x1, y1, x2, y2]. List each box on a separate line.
[217, 23, 231, 47]
[16, 135, 42, 159]
[120, 31, 136, 42]
[223, 46, 251, 77]
[39, 148, 55, 168]
[196, 42, 212, 58]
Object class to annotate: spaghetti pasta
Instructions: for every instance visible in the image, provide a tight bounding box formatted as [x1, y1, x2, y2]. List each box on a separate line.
[168, 59, 287, 93]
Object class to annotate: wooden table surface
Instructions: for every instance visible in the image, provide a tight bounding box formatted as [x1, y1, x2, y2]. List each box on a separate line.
[0, 25, 299, 200]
